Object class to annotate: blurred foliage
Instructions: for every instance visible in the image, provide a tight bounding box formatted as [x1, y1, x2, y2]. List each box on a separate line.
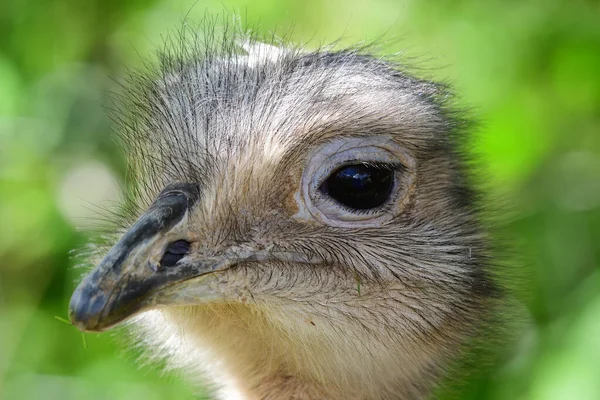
[1, 0, 599, 399]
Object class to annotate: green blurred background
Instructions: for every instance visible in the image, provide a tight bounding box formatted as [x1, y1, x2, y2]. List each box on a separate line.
[1, 0, 599, 399]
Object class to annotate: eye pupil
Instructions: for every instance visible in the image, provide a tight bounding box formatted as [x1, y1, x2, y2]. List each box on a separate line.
[320, 164, 394, 210]
[160, 240, 190, 267]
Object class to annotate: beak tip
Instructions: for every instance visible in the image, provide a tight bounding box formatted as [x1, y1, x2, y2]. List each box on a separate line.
[68, 308, 89, 332]
[68, 283, 106, 332]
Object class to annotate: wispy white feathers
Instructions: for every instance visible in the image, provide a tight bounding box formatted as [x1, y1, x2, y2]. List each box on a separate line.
[240, 40, 291, 67]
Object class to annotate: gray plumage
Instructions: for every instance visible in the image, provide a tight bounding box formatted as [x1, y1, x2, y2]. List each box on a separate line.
[69, 25, 504, 400]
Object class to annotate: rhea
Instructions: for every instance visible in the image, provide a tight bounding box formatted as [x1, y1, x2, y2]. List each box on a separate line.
[69, 33, 500, 400]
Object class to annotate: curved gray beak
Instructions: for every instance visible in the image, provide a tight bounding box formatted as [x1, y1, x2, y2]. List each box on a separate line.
[68, 184, 223, 332]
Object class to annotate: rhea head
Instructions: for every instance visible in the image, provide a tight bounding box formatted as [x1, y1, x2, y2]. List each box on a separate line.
[68, 37, 495, 399]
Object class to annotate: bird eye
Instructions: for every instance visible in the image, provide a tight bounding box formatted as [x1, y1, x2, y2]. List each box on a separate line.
[160, 240, 191, 267]
[299, 137, 415, 227]
[320, 164, 395, 210]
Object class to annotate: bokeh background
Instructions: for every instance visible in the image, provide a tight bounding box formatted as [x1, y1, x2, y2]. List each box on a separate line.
[1, 0, 599, 399]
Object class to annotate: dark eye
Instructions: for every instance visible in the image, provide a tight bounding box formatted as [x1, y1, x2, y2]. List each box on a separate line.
[160, 240, 191, 267]
[320, 164, 395, 210]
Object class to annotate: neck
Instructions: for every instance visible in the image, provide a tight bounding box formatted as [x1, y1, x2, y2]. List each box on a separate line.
[132, 303, 465, 400]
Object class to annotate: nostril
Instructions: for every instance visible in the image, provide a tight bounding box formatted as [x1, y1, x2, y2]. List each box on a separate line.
[160, 240, 191, 267]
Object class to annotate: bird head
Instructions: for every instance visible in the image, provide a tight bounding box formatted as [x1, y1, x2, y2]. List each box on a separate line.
[69, 36, 495, 396]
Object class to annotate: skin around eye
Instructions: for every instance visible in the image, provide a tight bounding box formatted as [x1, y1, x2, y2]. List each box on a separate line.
[296, 136, 416, 227]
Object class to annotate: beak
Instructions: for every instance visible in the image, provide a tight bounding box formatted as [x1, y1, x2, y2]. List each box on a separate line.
[68, 184, 223, 332]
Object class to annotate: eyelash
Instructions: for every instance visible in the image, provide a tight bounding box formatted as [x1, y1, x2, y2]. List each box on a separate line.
[356, 161, 405, 172]
[318, 161, 404, 187]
